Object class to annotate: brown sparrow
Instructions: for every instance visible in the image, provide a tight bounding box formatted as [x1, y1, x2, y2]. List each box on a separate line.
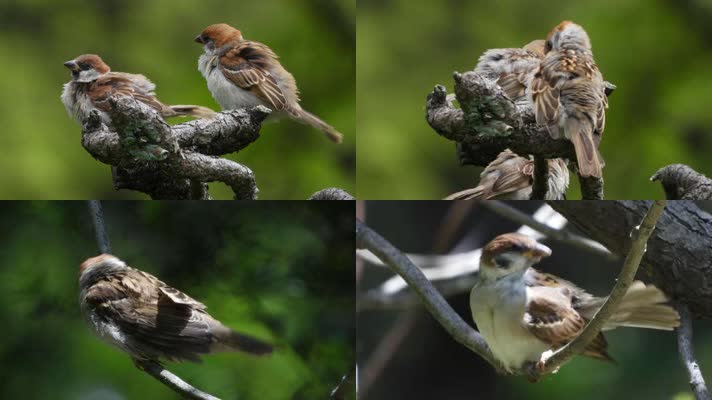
[470, 233, 679, 373]
[79, 254, 273, 364]
[530, 21, 607, 178]
[62, 54, 216, 127]
[194, 23, 343, 143]
[476, 39, 545, 103]
[445, 149, 569, 200]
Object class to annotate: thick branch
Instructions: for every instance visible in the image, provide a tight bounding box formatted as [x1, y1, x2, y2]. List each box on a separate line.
[548, 201, 712, 318]
[356, 219, 502, 370]
[81, 98, 267, 199]
[677, 304, 711, 400]
[309, 188, 355, 200]
[533, 200, 666, 377]
[651, 164, 712, 200]
[530, 156, 549, 200]
[426, 71, 611, 199]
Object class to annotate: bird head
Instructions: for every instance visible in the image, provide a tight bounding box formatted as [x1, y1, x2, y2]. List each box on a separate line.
[64, 54, 110, 83]
[545, 20, 591, 53]
[79, 254, 125, 277]
[480, 233, 551, 280]
[195, 23, 243, 53]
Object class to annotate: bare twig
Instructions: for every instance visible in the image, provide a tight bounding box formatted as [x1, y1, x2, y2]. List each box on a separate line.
[355, 219, 501, 370]
[530, 156, 549, 200]
[85, 202, 221, 399]
[533, 200, 666, 376]
[676, 304, 711, 400]
[136, 360, 220, 400]
[481, 201, 616, 261]
[87, 200, 111, 254]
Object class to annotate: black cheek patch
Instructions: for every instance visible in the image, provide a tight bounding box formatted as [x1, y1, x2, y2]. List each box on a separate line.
[494, 255, 512, 269]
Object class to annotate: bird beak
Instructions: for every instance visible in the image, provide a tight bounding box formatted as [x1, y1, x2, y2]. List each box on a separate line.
[194, 35, 204, 44]
[525, 243, 552, 259]
[64, 60, 79, 71]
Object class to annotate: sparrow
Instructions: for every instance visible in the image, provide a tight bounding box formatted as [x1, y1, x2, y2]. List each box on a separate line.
[194, 23, 343, 143]
[62, 54, 216, 127]
[651, 164, 712, 200]
[475, 39, 546, 103]
[79, 254, 273, 364]
[530, 21, 607, 178]
[444, 149, 569, 200]
[470, 233, 679, 373]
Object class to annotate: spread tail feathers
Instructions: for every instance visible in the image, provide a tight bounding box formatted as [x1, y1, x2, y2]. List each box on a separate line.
[602, 281, 680, 331]
[566, 118, 603, 178]
[212, 327, 273, 356]
[292, 108, 344, 143]
[168, 105, 217, 119]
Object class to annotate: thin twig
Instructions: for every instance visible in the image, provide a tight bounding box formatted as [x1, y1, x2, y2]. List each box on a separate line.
[87, 200, 112, 254]
[530, 156, 549, 200]
[356, 219, 502, 370]
[85, 202, 220, 399]
[482, 200, 616, 261]
[136, 360, 220, 400]
[534, 200, 666, 376]
[676, 304, 711, 400]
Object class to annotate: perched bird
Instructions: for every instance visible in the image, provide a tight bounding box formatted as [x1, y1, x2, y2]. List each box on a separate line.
[651, 164, 712, 200]
[445, 149, 569, 200]
[475, 39, 546, 103]
[530, 21, 607, 178]
[194, 23, 343, 143]
[79, 254, 273, 364]
[470, 233, 679, 373]
[62, 54, 216, 127]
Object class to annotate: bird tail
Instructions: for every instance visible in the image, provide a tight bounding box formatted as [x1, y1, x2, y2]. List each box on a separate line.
[565, 117, 603, 178]
[212, 326, 274, 356]
[168, 104, 217, 119]
[292, 108, 344, 143]
[601, 281, 680, 331]
[444, 186, 486, 200]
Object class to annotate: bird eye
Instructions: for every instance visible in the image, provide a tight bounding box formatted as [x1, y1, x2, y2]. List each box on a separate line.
[544, 40, 553, 52]
[78, 62, 90, 70]
[493, 255, 512, 269]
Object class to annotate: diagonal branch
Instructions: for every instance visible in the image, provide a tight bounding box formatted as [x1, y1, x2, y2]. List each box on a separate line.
[676, 304, 711, 400]
[356, 219, 502, 371]
[532, 200, 666, 377]
[85, 201, 221, 399]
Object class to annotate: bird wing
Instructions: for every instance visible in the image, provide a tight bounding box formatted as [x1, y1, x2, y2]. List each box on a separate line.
[530, 73, 560, 130]
[483, 150, 533, 198]
[523, 285, 585, 346]
[84, 267, 213, 362]
[218, 41, 288, 112]
[91, 73, 168, 114]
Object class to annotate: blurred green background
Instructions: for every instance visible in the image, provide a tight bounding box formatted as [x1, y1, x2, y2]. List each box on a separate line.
[358, 201, 712, 400]
[0, 201, 355, 399]
[357, 0, 712, 199]
[0, 0, 354, 199]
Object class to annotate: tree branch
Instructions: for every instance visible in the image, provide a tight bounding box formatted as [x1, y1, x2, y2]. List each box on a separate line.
[85, 201, 221, 399]
[425, 71, 614, 199]
[309, 188, 355, 200]
[651, 164, 712, 200]
[355, 219, 502, 371]
[530, 155, 549, 200]
[676, 304, 711, 400]
[80, 97, 269, 199]
[532, 200, 666, 377]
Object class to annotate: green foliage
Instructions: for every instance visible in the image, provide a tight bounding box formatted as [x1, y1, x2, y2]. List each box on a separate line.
[0, 0, 354, 199]
[0, 201, 355, 399]
[357, 0, 712, 199]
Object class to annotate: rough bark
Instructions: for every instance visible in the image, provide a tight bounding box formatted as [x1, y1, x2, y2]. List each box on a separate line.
[80, 97, 269, 199]
[426, 71, 615, 199]
[549, 200, 712, 318]
[651, 164, 712, 200]
[309, 188, 355, 200]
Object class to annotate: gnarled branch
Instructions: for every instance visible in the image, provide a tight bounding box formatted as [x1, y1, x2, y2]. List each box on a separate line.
[80, 97, 269, 199]
[651, 164, 712, 200]
[309, 188, 355, 200]
[426, 71, 615, 199]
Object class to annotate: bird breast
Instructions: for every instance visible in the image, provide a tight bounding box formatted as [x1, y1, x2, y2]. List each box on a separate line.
[61, 82, 111, 125]
[198, 53, 268, 111]
[470, 276, 549, 371]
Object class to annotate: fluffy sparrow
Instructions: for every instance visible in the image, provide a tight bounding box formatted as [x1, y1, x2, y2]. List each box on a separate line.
[530, 21, 607, 178]
[470, 233, 679, 373]
[444, 149, 569, 200]
[79, 254, 273, 364]
[62, 54, 216, 127]
[194, 23, 343, 143]
[476, 39, 545, 103]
